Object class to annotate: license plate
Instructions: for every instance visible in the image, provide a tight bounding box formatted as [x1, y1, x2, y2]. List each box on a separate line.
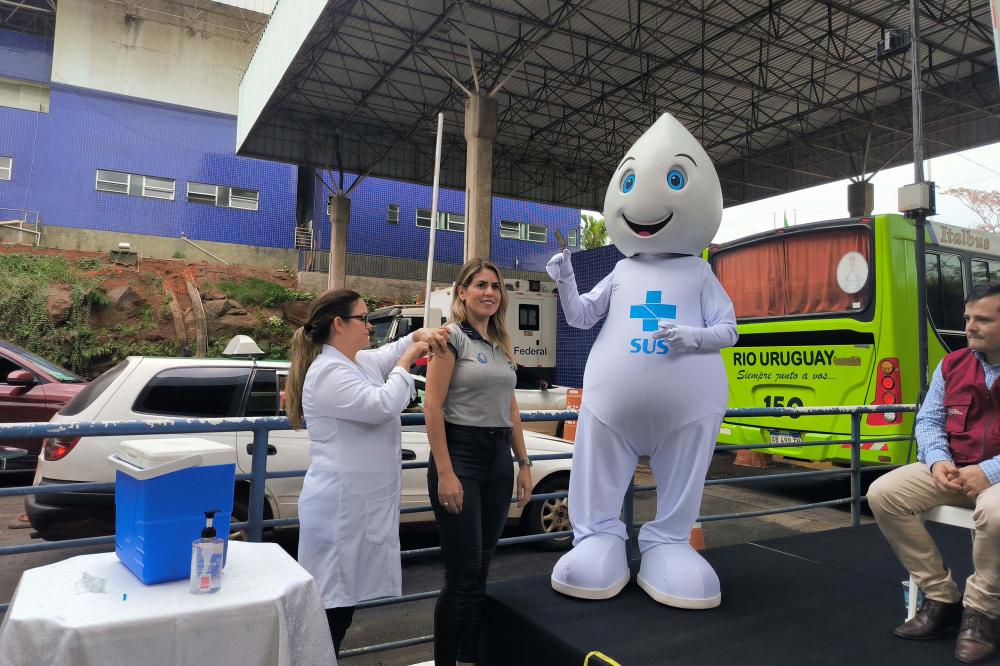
[769, 431, 802, 445]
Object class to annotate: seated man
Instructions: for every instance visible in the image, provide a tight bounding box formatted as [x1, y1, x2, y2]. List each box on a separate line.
[869, 281, 1000, 664]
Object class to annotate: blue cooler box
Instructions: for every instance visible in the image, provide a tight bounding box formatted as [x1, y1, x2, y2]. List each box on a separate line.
[110, 437, 236, 585]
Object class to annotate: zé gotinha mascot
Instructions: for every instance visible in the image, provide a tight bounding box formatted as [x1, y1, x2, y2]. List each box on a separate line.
[547, 113, 737, 609]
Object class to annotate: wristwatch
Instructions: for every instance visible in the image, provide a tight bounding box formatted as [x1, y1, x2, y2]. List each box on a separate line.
[516, 457, 533, 468]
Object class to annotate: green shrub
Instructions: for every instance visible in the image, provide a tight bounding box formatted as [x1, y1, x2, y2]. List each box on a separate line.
[210, 278, 313, 307]
[74, 257, 103, 271]
[0, 254, 106, 374]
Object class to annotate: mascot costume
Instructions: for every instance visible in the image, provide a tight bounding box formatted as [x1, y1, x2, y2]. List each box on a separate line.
[547, 113, 737, 609]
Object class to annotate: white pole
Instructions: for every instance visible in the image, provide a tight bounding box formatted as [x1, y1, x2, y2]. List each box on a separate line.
[424, 113, 445, 325]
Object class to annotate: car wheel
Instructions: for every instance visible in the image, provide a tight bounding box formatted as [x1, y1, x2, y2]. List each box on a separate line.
[229, 495, 273, 541]
[230, 498, 250, 541]
[524, 475, 572, 551]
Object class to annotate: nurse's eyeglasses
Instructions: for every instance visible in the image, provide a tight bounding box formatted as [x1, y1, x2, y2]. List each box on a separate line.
[341, 313, 370, 325]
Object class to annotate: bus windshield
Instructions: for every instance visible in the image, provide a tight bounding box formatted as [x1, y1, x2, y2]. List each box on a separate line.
[712, 226, 872, 319]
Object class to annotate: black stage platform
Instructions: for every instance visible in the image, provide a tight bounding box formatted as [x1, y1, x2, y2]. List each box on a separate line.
[483, 523, 981, 665]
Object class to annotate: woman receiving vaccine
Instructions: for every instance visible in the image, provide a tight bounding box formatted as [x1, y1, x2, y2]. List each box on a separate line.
[424, 258, 533, 665]
[284, 289, 448, 656]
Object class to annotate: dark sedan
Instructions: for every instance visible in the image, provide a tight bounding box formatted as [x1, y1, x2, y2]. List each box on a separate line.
[0, 341, 87, 471]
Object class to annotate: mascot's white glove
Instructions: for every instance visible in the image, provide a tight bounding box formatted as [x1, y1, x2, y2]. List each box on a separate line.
[652, 320, 702, 352]
[546, 249, 574, 282]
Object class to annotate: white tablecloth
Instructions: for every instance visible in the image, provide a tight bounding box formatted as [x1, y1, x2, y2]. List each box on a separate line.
[0, 541, 336, 666]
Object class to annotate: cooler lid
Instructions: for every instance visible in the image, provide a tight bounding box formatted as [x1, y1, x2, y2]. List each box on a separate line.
[117, 437, 234, 470]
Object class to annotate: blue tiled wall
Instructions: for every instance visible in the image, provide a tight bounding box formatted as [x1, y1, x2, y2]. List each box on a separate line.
[0, 84, 297, 247]
[555, 244, 624, 388]
[314, 171, 580, 272]
[1, 69, 579, 262]
[0, 28, 52, 84]
[0, 105, 48, 209]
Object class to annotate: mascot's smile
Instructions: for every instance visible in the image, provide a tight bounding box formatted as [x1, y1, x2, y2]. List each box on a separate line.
[623, 212, 672, 238]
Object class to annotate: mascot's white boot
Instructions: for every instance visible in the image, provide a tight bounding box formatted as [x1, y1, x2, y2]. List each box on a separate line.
[551, 533, 629, 599]
[637, 543, 721, 609]
[547, 113, 737, 609]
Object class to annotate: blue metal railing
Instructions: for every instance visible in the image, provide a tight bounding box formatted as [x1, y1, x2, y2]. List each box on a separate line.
[0, 404, 916, 658]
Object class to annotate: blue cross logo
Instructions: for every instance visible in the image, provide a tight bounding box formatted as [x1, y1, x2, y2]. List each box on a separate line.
[630, 291, 677, 332]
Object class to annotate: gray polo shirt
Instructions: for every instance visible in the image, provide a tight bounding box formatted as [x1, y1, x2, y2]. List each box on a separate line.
[442, 322, 517, 427]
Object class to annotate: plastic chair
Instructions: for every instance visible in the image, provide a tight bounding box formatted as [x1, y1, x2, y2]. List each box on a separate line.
[906, 504, 975, 620]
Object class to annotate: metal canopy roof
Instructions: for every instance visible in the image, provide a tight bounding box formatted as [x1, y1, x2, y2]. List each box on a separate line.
[0, 0, 55, 37]
[238, 0, 1000, 210]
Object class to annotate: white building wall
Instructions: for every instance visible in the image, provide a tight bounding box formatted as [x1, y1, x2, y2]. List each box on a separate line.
[51, 0, 264, 115]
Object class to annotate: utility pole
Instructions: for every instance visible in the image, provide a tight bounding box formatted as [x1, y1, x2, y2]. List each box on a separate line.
[898, 0, 935, 402]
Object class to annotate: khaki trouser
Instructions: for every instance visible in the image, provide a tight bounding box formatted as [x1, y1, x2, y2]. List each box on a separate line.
[868, 463, 1000, 618]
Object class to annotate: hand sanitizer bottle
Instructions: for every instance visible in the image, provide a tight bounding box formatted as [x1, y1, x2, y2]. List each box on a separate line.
[190, 510, 223, 594]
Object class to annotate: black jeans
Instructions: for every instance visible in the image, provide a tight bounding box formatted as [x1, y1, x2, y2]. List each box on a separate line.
[427, 423, 514, 665]
[325, 606, 355, 657]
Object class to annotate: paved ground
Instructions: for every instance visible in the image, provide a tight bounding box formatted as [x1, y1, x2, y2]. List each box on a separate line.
[0, 456, 884, 665]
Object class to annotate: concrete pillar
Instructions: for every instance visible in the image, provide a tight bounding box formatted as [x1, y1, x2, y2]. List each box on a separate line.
[327, 194, 350, 291]
[847, 181, 874, 217]
[463, 94, 498, 263]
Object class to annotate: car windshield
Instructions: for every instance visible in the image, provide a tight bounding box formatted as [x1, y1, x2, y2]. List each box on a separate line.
[369, 316, 394, 347]
[2, 344, 85, 383]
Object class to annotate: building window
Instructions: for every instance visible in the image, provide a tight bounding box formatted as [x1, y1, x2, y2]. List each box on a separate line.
[95, 170, 129, 194]
[500, 220, 547, 243]
[0, 78, 50, 113]
[96, 170, 175, 201]
[187, 182, 259, 211]
[567, 228, 578, 247]
[416, 208, 465, 232]
[187, 182, 217, 205]
[0, 156, 10, 181]
[499, 220, 520, 239]
[143, 176, 175, 200]
[230, 187, 259, 211]
[388, 203, 400, 224]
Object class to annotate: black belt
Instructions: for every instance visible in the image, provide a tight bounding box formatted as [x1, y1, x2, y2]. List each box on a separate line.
[445, 423, 511, 438]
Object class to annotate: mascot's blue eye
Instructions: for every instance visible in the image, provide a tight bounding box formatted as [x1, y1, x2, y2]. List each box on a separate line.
[621, 171, 636, 194]
[667, 168, 686, 190]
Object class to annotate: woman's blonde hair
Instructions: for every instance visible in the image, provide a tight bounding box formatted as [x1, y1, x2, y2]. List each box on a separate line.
[449, 258, 516, 365]
[285, 289, 362, 429]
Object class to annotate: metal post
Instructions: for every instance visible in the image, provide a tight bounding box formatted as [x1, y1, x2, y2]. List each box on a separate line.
[623, 475, 636, 561]
[424, 113, 445, 322]
[247, 427, 270, 542]
[910, 0, 929, 401]
[850, 413, 862, 527]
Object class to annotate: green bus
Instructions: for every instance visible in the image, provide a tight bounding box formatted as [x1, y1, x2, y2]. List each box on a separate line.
[708, 213, 1000, 466]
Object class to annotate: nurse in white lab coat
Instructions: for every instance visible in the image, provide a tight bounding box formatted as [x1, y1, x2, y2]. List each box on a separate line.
[284, 289, 448, 656]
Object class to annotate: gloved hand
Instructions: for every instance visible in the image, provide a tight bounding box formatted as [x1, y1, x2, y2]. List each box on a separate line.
[651, 320, 702, 352]
[545, 249, 574, 282]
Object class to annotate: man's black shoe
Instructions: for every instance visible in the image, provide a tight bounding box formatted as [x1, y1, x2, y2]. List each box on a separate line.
[955, 608, 997, 664]
[893, 598, 963, 640]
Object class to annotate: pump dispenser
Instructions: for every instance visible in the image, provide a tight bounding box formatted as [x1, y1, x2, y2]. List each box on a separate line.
[190, 510, 224, 594]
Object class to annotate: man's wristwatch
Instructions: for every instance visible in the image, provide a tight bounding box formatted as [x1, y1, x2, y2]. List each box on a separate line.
[516, 457, 533, 468]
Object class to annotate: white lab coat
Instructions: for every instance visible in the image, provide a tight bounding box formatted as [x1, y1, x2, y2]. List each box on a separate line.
[297, 335, 415, 608]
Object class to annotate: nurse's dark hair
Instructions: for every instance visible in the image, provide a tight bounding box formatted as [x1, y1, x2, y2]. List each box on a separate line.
[966, 281, 1000, 305]
[285, 289, 362, 429]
